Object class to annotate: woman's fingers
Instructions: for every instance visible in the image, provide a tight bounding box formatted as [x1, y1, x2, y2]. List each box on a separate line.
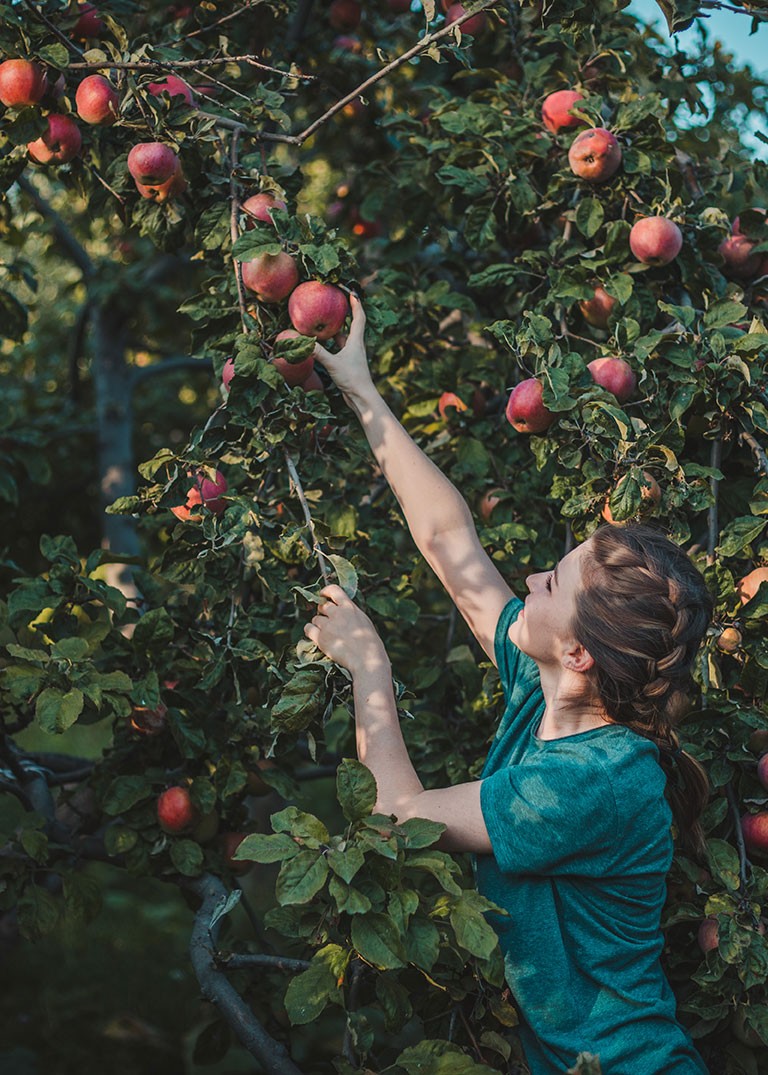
[348, 293, 366, 346]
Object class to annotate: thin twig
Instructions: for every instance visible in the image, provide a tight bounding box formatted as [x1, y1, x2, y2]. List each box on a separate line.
[707, 436, 722, 565]
[22, 0, 87, 60]
[725, 781, 750, 892]
[229, 129, 249, 333]
[739, 428, 768, 477]
[218, 953, 311, 973]
[342, 959, 364, 1065]
[283, 450, 331, 582]
[67, 55, 313, 79]
[173, 1, 262, 41]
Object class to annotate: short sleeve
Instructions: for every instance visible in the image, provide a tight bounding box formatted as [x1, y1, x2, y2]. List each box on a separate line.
[479, 749, 619, 876]
[494, 597, 525, 694]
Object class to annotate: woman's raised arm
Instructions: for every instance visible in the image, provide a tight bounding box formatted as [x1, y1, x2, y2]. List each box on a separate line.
[315, 297, 514, 663]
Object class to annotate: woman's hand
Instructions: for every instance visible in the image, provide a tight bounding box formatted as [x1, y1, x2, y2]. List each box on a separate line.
[303, 584, 389, 677]
[313, 294, 375, 405]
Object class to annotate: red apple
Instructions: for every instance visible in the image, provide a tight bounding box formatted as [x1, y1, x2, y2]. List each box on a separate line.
[130, 702, 168, 736]
[222, 358, 236, 391]
[157, 786, 197, 832]
[241, 252, 299, 304]
[27, 114, 82, 164]
[194, 469, 228, 514]
[587, 357, 637, 403]
[718, 233, 762, 279]
[741, 811, 768, 854]
[220, 831, 254, 875]
[757, 754, 768, 791]
[479, 489, 502, 522]
[505, 378, 554, 434]
[72, 2, 105, 39]
[0, 59, 47, 107]
[170, 485, 203, 523]
[148, 75, 195, 106]
[288, 281, 349, 340]
[75, 74, 119, 125]
[438, 392, 468, 420]
[303, 370, 325, 392]
[329, 0, 361, 30]
[445, 3, 486, 35]
[350, 207, 383, 239]
[127, 142, 178, 185]
[697, 917, 719, 954]
[568, 127, 622, 182]
[737, 567, 768, 605]
[389, 0, 411, 10]
[579, 286, 616, 328]
[272, 328, 315, 386]
[135, 160, 187, 202]
[541, 90, 585, 134]
[242, 192, 287, 227]
[629, 217, 683, 266]
[333, 34, 363, 52]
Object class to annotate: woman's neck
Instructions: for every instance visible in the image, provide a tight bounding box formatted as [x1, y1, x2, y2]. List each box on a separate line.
[535, 665, 609, 740]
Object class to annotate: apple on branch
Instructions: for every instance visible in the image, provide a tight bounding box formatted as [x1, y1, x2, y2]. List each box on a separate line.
[288, 281, 349, 340]
[629, 217, 683, 266]
[601, 470, 661, 524]
[0, 59, 48, 107]
[736, 566, 768, 605]
[148, 75, 195, 107]
[445, 3, 487, 36]
[127, 142, 179, 185]
[587, 356, 636, 403]
[272, 329, 316, 387]
[157, 786, 197, 833]
[72, 2, 105, 39]
[241, 252, 299, 304]
[75, 74, 119, 125]
[438, 392, 468, 421]
[541, 89, 585, 134]
[505, 378, 555, 433]
[568, 127, 622, 182]
[27, 115, 82, 164]
[579, 286, 615, 328]
[242, 192, 287, 228]
[741, 811, 768, 855]
[135, 160, 187, 203]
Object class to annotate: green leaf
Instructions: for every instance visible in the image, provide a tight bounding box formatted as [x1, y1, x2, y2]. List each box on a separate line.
[351, 912, 407, 969]
[328, 554, 358, 598]
[271, 806, 330, 845]
[704, 299, 748, 330]
[35, 687, 84, 733]
[276, 850, 329, 904]
[271, 669, 326, 733]
[705, 838, 741, 892]
[17, 885, 60, 941]
[284, 944, 348, 1025]
[450, 895, 499, 959]
[170, 839, 204, 876]
[0, 289, 28, 341]
[396, 1040, 493, 1075]
[399, 817, 446, 849]
[234, 832, 300, 864]
[102, 775, 154, 816]
[327, 845, 365, 883]
[404, 916, 441, 971]
[575, 198, 604, 239]
[336, 759, 377, 822]
[132, 607, 175, 651]
[716, 516, 765, 557]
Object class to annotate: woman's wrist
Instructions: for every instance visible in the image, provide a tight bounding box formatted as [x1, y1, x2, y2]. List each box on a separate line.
[349, 647, 392, 682]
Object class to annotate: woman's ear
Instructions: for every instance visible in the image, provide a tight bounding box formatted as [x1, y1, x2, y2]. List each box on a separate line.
[562, 642, 595, 674]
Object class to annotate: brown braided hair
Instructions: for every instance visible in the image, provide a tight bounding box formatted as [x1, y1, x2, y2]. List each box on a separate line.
[571, 523, 713, 856]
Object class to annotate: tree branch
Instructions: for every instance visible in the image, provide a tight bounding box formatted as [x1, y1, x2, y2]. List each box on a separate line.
[230, 129, 249, 333]
[725, 781, 750, 893]
[707, 435, 722, 565]
[188, 873, 305, 1075]
[132, 356, 212, 384]
[218, 953, 311, 973]
[66, 55, 314, 80]
[283, 449, 331, 582]
[17, 176, 94, 279]
[22, 0, 87, 60]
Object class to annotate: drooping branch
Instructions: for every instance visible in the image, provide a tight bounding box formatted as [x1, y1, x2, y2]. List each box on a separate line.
[725, 781, 750, 893]
[188, 873, 305, 1075]
[229, 130, 249, 333]
[284, 450, 332, 582]
[16, 176, 94, 279]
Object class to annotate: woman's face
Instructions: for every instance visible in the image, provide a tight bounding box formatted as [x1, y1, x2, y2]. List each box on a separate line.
[508, 539, 593, 667]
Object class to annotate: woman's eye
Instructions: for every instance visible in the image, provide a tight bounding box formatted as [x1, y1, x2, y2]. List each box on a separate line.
[545, 574, 553, 592]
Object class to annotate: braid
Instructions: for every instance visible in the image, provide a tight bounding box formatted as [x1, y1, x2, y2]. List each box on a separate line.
[572, 524, 713, 856]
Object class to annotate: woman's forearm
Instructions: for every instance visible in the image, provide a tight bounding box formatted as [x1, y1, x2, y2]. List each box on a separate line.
[345, 385, 474, 547]
[352, 658, 424, 815]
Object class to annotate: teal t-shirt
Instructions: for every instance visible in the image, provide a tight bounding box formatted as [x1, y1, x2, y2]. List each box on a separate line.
[475, 597, 708, 1075]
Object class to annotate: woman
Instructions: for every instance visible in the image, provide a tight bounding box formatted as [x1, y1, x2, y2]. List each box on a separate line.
[303, 297, 712, 1074]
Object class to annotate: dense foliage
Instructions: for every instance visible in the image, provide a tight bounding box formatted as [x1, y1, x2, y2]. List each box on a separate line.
[2, 0, 768, 1072]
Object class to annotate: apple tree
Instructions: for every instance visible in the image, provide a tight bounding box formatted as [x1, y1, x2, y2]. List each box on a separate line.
[2, 1, 768, 1072]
